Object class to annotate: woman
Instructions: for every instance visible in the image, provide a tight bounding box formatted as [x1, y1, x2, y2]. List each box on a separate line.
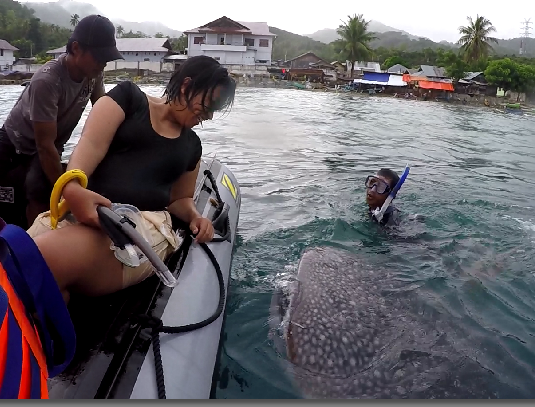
[26, 56, 236, 303]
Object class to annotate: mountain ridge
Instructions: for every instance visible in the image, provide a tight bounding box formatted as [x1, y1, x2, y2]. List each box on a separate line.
[305, 20, 421, 43]
[24, 0, 182, 37]
[19, 1, 535, 57]
[303, 25, 533, 57]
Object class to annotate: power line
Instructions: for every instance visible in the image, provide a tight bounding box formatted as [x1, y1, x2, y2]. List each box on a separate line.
[520, 18, 532, 55]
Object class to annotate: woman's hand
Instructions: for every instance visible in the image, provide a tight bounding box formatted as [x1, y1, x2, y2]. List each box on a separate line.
[189, 216, 214, 243]
[63, 181, 112, 228]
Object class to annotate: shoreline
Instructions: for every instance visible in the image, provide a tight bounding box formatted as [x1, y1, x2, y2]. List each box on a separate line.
[3, 76, 532, 111]
[231, 80, 535, 110]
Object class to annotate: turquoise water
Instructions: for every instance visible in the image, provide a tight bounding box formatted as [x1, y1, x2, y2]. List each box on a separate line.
[2, 85, 535, 398]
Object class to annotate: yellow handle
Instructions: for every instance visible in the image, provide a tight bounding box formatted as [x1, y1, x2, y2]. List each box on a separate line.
[50, 169, 88, 229]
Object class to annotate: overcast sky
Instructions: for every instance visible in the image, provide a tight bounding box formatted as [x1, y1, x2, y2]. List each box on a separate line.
[21, 0, 532, 42]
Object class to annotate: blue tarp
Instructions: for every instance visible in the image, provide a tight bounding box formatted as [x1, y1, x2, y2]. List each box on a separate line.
[362, 72, 390, 83]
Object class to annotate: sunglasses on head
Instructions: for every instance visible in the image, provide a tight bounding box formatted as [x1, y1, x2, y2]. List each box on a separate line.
[365, 175, 391, 195]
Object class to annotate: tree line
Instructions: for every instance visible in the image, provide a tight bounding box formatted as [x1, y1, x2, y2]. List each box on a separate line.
[333, 13, 535, 94]
[0, 0, 71, 60]
[0, 0, 189, 61]
[2, 0, 534, 93]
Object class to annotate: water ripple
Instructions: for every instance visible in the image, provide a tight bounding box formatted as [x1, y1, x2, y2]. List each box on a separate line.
[2, 85, 535, 398]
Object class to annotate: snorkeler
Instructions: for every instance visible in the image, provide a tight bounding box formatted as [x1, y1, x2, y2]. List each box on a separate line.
[365, 166, 410, 227]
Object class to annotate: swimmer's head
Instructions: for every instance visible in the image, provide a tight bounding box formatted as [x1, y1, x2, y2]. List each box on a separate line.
[365, 168, 399, 209]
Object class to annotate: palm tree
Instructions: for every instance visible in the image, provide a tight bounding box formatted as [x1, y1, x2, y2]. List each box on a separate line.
[457, 15, 499, 63]
[333, 14, 376, 78]
[70, 13, 80, 27]
[174, 34, 188, 52]
[116, 25, 124, 38]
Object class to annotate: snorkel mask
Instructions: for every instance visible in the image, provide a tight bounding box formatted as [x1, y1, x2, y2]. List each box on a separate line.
[371, 164, 410, 223]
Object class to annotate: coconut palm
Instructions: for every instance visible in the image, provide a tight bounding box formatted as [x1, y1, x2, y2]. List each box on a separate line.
[457, 15, 499, 63]
[116, 25, 124, 38]
[333, 14, 376, 78]
[70, 13, 80, 27]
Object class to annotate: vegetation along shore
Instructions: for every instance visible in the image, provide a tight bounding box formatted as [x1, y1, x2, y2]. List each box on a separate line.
[0, 0, 533, 104]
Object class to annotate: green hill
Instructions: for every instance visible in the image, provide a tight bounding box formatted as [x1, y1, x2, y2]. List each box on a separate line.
[304, 26, 535, 58]
[25, 0, 182, 37]
[0, 0, 72, 57]
[270, 26, 338, 62]
[270, 24, 535, 65]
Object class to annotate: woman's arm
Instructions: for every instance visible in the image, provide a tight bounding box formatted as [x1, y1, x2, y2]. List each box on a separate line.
[167, 160, 214, 243]
[60, 95, 127, 227]
[63, 96, 125, 196]
[167, 160, 201, 223]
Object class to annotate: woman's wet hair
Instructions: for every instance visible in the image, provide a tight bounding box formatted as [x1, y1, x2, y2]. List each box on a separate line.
[163, 55, 236, 114]
[377, 168, 400, 189]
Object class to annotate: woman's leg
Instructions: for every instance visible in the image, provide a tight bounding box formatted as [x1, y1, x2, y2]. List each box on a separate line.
[29, 209, 181, 303]
[32, 225, 125, 300]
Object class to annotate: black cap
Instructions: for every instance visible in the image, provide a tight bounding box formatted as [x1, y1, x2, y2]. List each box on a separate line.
[70, 14, 123, 63]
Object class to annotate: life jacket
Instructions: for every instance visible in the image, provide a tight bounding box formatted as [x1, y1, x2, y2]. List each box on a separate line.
[0, 218, 76, 399]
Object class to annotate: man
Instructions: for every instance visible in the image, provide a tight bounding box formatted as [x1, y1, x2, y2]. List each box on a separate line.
[0, 14, 123, 227]
[365, 168, 402, 227]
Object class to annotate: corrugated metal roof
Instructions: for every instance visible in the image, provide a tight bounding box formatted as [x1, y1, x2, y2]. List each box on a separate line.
[310, 61, 333, 69]
[287, 51, 316, 62]
[463, 71, 483, 81]
[184, 18, 275, 37]
[238, 21, 275, 37]
[47, 38, 172, 54]
[114, 38, 172, 52]
[287, 52, 331, 67]
[0, 39, 18, 51]
[47, 46, 65, 54]
[420, 65, 447, 78]
[387, 64, 409, 74]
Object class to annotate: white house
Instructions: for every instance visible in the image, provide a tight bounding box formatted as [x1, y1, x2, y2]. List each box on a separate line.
[0, 39, 18, 71]
[163, 54, 188, 71]
[47, 38, 173, 62]
[46, 38, 175, 73]
[184, 16, 276, 67]
[350, 61, 382, 75]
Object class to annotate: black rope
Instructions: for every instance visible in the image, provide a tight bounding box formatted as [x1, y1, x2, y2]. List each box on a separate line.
[135, 169, 230, 399]
[204, 170, 223, 204]
[137, 240, 226, 399]
[205, 170, 232, 243]
[211, 216, 231, 243]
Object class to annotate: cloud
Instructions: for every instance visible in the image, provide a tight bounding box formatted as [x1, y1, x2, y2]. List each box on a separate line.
[20, 0, 525, 41]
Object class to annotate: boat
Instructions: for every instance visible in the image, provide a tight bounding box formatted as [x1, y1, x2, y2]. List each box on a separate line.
[506, 102, 521, 109]
[504, 102, 524, 115]
[289, 81, 306, 90]
[1, 156, 241, 399]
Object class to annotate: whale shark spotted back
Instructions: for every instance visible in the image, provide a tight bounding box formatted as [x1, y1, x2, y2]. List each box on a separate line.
[270, 246, 505, 399]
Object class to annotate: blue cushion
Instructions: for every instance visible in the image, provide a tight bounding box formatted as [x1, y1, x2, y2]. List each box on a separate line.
[0, 223, 76, 378]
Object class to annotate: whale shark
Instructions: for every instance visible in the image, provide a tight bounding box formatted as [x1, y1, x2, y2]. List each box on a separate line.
[269, 246, 506, 399]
